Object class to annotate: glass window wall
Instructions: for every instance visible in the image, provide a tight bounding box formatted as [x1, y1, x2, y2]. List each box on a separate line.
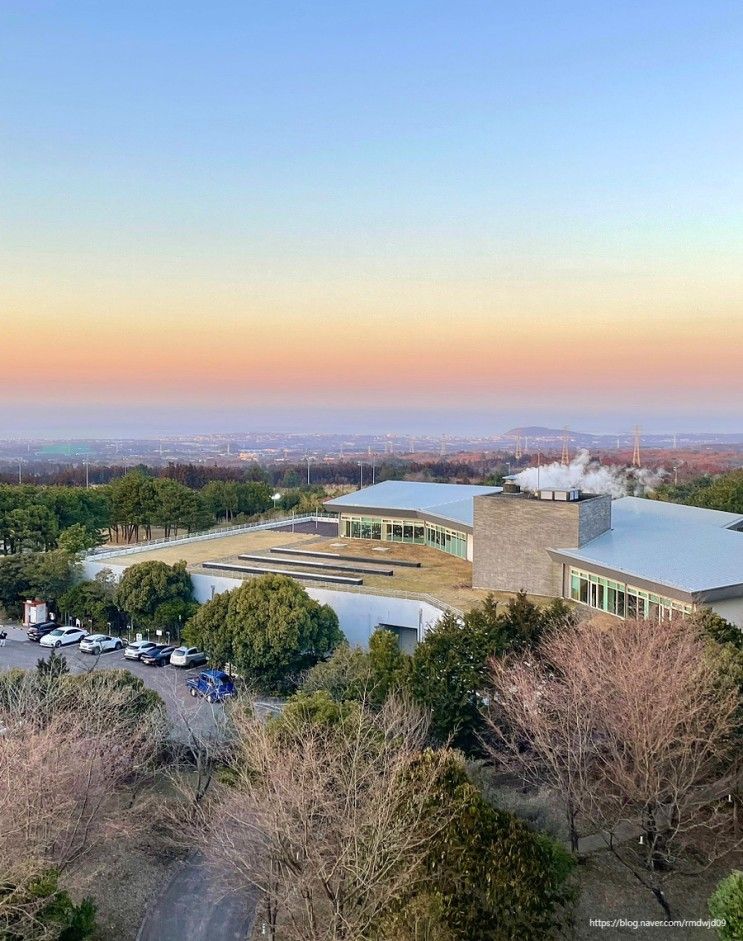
[424, 522, 468, 559]
[340, 515, 468, 558]
[569, 568, 691, 620]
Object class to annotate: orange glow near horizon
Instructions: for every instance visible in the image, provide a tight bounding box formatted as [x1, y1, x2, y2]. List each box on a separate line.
[4, 274, 742, 414]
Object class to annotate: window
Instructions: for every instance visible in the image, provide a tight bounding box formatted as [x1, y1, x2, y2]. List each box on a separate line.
[341, 514, 468, 557]
[570, 571, 589, 604]
[425, 522, 467, 558]
[568, 568, 691, 621]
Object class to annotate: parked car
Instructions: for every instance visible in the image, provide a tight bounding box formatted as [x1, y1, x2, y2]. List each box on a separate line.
[79, 634, 123, 655]
[140, 645, 175, 667]
[169, 646, 208, 668]
[39, 626, 88, 648]
[124, 640, 158, 661]
[186, 669, 236, 704]
[26, 621, 59, 643]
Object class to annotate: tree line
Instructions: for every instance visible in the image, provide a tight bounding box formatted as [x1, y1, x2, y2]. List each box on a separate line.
[0, 471, 336, 556]
[10, 461, 743, 561]
[651, 467, 743, 515]
[0, 456, 507, 488]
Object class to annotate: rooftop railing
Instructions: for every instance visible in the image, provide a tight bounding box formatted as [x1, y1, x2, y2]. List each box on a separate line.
[87, 513, 338, 559]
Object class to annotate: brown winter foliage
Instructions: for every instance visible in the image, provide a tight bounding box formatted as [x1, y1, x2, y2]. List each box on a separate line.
[171, 698, 467, 941]
[486, 614, 741, 918]
[0, 670, 166, 938]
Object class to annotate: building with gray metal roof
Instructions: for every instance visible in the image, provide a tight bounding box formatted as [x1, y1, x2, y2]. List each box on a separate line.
[325, 482, 743, 626]
[548, 497, 743, 617]
[324, 481, 502, 560]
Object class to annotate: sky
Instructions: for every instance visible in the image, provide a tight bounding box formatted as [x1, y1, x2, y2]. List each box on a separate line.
[1, 1, 743, 437]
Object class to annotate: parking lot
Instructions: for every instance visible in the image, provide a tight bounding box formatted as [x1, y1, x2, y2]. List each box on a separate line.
[0, 626, 227, 739]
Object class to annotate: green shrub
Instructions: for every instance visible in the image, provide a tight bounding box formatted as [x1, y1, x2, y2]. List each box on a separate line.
[227, 575, 344, 693]
[709, 870, 743, 940]
[0, 868, 97, 940]
[385, 749, 575, 940]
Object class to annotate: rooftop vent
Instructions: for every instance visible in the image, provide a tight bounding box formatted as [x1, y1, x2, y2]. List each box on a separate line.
[537, 488, 581, 502]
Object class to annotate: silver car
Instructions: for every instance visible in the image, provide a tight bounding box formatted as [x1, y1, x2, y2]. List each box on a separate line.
[80, 634, 123, 655]
[124, 640, 158, 661]
[170, 646, 208, 668]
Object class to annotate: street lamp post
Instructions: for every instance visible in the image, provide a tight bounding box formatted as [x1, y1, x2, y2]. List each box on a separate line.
[272, 492, 281, 514]
[305, 455, 314, 486]
[357, 461, 365, 488]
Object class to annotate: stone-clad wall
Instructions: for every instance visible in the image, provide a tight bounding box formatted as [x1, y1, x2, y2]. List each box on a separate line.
[578, 494, 612, 546]
[472, 493, 611, 597]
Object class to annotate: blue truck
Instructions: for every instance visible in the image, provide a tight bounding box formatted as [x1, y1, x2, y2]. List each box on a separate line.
[185, 669, 236, 703]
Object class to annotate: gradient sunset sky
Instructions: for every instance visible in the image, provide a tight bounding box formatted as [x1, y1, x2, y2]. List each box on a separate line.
[2, 2, 742, 436]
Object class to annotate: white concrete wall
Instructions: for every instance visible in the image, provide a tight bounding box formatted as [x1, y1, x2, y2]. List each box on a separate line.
[709, 597, 743, 628]
[304, 587, 444, 647]
[82, 559, 446, 648]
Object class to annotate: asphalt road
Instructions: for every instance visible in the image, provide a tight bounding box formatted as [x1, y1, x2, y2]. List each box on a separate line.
[0, 626, 224, 739]
[137, 853, 257, 941]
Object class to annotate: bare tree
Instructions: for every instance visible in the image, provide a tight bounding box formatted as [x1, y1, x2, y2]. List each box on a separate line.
[177, 697, 465, 941]
[0, 670, 166, 938]
[486, 639, 596, 853]
[487, 615, 741, 918]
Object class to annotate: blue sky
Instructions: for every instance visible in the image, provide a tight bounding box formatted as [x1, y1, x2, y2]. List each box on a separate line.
[2, 2, 742, 435]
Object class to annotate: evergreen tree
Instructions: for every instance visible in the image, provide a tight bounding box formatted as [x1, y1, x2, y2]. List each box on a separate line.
[37, 649, 69, 680]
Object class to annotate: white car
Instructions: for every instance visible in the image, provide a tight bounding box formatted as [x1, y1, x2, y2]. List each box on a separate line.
[79, 634, 123, 655]
[124, 640, 158, 661]
[169, 646, 208, 668]
[40, 626, 88, 648]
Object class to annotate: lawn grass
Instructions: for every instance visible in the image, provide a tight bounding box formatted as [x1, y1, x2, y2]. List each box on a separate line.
[103, 529, 552, 611]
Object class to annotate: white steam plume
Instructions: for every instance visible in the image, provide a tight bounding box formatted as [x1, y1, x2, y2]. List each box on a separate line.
[513, 450, 664, 498]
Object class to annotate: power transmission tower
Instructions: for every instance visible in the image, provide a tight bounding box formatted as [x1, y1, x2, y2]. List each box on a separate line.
[514, 430, 523, 460]
[439, 435, 447, 457]
[561, 427, 570, 466]
[632, 426, 642, 468]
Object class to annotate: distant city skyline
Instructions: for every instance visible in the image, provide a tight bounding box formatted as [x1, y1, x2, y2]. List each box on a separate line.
[2, 3, 743, 435]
